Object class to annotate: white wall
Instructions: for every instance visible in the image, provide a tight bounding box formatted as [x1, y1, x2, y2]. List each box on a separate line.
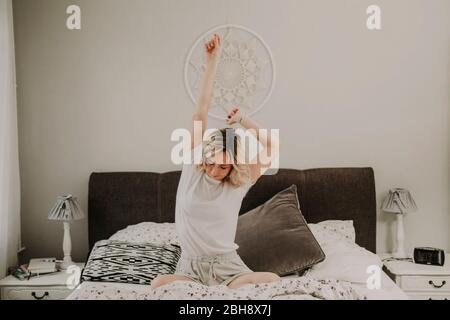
[13, 0, 450, 262]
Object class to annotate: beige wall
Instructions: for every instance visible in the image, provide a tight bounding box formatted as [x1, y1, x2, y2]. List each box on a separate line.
[13, 0, 450, 263]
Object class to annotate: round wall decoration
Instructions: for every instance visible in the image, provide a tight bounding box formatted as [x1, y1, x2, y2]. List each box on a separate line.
[184, 24, 276, 120]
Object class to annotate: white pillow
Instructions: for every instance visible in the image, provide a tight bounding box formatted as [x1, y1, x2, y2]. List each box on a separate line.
[108, 220, 355, 247]
[109, 222, 180, 245]
[305, 220, 382, 284]
[307, 220, 356, 245]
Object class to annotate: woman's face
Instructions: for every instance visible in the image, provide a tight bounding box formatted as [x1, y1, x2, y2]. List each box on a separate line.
[204, 151, 233, 181]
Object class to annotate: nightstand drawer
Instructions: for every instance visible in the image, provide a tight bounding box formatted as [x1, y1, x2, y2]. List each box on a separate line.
[408, 292, 450, 300]
[1, 286, 72, 300]
[399, 276, 450, 291]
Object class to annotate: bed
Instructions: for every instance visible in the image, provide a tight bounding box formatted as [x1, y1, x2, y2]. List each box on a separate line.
[67, 167, 408, 300]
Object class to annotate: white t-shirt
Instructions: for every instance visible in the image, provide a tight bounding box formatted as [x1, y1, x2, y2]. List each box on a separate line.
[175, 147, 254, 258]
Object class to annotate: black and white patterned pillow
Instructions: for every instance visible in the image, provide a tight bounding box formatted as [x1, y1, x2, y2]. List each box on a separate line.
[81, 240, 181, 285]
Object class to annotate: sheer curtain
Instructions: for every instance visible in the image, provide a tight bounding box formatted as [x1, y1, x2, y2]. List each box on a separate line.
[0, 0, 21, 277]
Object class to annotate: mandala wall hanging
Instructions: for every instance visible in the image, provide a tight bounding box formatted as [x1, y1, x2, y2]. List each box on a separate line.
[184, 24, 276, 120]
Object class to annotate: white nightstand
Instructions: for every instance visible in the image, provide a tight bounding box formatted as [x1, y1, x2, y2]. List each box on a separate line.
[0, 263, 84, 300]
[380, 254, 450, 300]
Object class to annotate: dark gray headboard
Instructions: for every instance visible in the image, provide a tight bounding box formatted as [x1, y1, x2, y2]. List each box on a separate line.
[88, 168, 377, 252]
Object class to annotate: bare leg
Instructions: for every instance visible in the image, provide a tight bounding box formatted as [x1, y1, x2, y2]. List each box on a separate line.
[227, 272, 280, 289]
[150, 274, 198, 290]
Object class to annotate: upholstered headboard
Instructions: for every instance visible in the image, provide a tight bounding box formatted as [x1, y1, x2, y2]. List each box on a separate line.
[88, 168, 377, 252]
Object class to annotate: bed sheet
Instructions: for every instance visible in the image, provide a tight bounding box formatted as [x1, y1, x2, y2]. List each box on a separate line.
[67, 271, 407, 300]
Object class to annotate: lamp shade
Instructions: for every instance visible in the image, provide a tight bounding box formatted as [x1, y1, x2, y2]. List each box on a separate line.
[48, 194, 85, 221]
[381, 188, 417, 214]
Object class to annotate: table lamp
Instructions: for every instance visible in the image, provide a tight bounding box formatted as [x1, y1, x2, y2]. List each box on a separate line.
[381, 188, 417, 259]
[48, 194, 85, 270]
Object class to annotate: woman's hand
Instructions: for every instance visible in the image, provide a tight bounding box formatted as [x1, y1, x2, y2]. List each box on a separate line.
[204, 34, 222, 65]
[225, 106, 244, 125]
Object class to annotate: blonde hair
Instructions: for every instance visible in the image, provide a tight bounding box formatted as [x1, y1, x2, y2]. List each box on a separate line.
[197, 128, 251, 188]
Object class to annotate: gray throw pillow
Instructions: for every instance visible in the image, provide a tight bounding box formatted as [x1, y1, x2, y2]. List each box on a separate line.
[235, 184, 325, 276]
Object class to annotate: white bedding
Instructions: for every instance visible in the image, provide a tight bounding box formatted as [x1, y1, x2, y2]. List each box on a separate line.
[282, 271, 408, 300]
[67, 271, 407, 300]
[352, 272, 408, 300]
[68, 221, 408, 300]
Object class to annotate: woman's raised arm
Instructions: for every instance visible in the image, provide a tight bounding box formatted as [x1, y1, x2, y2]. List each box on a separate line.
[191, 34, 222, 149]
[226, 107, 280, 183]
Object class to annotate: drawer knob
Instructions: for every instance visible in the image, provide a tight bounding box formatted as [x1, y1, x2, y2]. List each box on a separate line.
[428, 280, 446, 289]
[31, 291, 49, 300]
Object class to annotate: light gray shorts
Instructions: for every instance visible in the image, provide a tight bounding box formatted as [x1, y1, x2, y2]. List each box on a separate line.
[174, 250, 253, 286]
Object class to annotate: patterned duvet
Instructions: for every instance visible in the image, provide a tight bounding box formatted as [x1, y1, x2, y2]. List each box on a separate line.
[67, 276, 365, 300]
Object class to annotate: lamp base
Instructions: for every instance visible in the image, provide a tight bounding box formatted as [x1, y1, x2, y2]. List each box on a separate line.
[58, 257, 76, 270]
[60, 222, 74, 271]
[392, 214, 409, 260]
[391, 251, 409, 259]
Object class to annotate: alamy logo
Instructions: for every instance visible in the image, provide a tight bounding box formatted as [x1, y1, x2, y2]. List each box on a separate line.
[66, 5, 81, 30]
[366, 265, 382, 290]
[66, 265, 82, 289]
[367, 5, 382, 30]
[170, 121, 280, 175]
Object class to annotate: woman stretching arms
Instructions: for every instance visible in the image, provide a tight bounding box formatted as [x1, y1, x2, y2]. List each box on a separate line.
[151, 34, 280, 290]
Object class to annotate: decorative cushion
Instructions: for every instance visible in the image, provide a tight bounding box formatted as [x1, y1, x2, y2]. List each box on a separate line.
[81, 240, 181, 285]
[235, 184, 325, 276]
